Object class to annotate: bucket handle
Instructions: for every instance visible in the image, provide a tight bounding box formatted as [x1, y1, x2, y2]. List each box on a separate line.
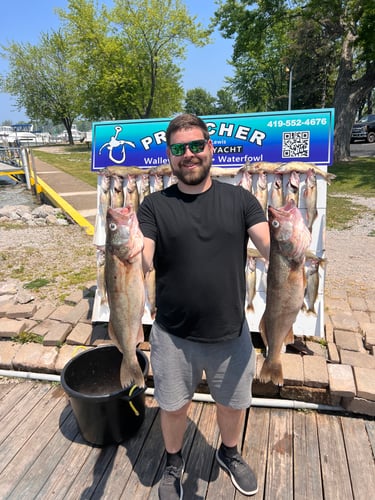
[121, 384, 146, 416]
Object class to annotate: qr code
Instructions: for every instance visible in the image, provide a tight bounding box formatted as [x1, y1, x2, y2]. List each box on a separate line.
[282, 131, 310, 158]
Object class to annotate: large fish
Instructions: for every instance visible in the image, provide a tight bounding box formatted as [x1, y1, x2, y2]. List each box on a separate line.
[275, 161, 336, 184]
[259, 200, 311, 385]
[303, 168, 318, 232]
[255, 171, 268, 213]
[105, 205, 146, 389]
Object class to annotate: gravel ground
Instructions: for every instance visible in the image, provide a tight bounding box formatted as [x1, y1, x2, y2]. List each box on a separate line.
[1, 196, 374, 304]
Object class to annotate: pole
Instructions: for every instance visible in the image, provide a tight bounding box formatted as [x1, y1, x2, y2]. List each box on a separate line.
[288, 66, 293, 110]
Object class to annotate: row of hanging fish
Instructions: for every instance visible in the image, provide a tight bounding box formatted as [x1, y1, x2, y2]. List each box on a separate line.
[245, 248, 325, 318]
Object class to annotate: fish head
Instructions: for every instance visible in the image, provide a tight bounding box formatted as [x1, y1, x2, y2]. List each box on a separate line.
[106, 205, 143, 259]
[268, 200, 311, 263]
[306, 168, 317, 187]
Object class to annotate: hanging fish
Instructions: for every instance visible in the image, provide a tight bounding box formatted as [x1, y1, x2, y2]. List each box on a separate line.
[96, 246, 107, 305]
[245, 255, 257, 312]
[152, 173, 164, 192]
[255, 171, 268, 213]
[93, 171, 111, 247]
[270, 173, 283, 208]
[275, 161, 336, 184]
[145, 266, 156, 319]
[303, 258, 320, 315]
[139, 173, 151, 205]
[111, 174, 125, 208]
[303, 168, 318, 232]
[240, 170, 253, 192]
[125, 175, 140, 212]
[284, 170, 300, 206]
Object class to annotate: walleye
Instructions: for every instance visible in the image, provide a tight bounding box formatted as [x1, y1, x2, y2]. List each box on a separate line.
[125, 175, 140, 212]
[255, 171, 268, 213]
[105, 206, 145, 389]
[240, 170, 253, 192]
[111, 174, 125, 208]
[245, 255, 257, 312]
[303, 258, 320, 314]
[275, 161, 336, 184]
[259, 200, 311, 385]
[303, 168, 318, 232]
[270, 173, 283, 208]
[284, 170, 300, 206]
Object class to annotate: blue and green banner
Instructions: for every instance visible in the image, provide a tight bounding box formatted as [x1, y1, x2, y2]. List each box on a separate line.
[91, 108, 334, 171]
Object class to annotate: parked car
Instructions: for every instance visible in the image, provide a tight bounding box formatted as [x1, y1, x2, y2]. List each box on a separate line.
[351, 114, 375, 143]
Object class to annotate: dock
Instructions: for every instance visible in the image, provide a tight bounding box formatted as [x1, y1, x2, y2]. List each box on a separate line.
[0, 378, 374, 499]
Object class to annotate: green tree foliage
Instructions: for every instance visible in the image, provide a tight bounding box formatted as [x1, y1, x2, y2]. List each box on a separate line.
[1, 31, 81, 143]
[184, 88, 217, 115]
[213, 0, 375, 160]
[57, 0, 211, 120]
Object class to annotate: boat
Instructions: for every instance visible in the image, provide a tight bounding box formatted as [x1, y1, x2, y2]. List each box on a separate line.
[0, 124, 37, 146]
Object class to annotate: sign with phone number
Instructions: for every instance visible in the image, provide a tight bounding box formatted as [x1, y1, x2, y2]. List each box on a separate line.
[91, 108, 334, 171]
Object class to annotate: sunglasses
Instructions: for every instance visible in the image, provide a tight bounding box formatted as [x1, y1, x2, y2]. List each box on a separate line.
[169, 139, 208, 156]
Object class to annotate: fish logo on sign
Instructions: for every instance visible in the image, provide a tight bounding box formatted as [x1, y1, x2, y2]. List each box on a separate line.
[99, 126, 136, 164]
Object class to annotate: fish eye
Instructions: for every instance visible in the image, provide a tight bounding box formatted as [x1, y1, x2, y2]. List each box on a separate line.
[271, 220, 280, 228]
[109, 222, 117, 231]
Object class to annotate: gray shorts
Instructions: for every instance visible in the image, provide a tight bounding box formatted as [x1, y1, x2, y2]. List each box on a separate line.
[150, 321, 256, 411]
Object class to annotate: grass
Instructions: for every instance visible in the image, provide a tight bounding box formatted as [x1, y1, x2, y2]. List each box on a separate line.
[32, 145, 97, 188]
[327, 157, 375, 229]
[32, 145, 375, 230]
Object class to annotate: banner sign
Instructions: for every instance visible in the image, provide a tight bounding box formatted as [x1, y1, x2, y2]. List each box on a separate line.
[91, 108, 334, 171]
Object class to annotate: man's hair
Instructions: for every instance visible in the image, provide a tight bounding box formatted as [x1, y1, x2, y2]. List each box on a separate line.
[165, 113, 209, 145]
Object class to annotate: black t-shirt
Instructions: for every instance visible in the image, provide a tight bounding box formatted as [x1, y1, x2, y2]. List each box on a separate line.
[137, 179, 266, 342]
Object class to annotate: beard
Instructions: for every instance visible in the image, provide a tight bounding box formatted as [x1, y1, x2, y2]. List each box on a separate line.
[171, 159, 211, 186]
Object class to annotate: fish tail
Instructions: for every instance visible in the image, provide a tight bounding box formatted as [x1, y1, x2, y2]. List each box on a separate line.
[120, 357, 145, 390]
[259, 358, 284, 386]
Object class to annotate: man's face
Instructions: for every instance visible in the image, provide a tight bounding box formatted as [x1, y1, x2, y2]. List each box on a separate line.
[167, 126, 214, 187]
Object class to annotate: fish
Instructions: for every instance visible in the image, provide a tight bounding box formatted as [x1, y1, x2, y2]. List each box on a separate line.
[105, 205, 146, 389]
[239, 161, 283, 175]
[284, 170, 300, 206]
[245, 255, 257, 312]
[275, 161, 336, 184]
[255, 171, 268, 213]
[152, 173, 164, 192]
[270, 173, 283, 208]
[96, 246, 107, 305]
[303, 168, 318, 232]
[259, 200, 311, 385]
[148, 164, 172, 176]
[302, 258, 320, 314]
[139, 173, 151, 204]
[125, 175, 140, 212]
[111, 174, 125, 208]
[239, 170, 253, 192]
[103, 166, 147, 176]
[94, 171, 111, 247]
[210, 166, 242, 177]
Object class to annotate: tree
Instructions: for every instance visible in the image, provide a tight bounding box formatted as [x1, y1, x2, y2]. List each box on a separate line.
[213, 0, 375, 160]
[57, 0, 211, 120]
[1, 30, 82, 144]
[184, 88, 217, 115]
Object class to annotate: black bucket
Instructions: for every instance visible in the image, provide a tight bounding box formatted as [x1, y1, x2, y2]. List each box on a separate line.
[61, 345, 149, 446]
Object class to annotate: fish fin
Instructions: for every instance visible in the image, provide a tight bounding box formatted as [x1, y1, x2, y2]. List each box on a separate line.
[259, 314, 268, 348]
[120, 356, 145, 390]
[259, 357, 284, 386]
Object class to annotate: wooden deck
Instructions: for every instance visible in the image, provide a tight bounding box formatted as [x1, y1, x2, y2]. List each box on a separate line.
[0, 379, 374, 499]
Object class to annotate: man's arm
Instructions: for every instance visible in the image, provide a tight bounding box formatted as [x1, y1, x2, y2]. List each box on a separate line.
[247, 221, 270, 262]
[142, 236, 156, 275]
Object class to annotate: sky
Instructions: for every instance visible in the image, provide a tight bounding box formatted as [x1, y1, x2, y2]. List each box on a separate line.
[0, 0, 234, 124]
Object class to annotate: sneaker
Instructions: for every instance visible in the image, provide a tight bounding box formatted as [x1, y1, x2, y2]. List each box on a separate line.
[216, 448, 258, 496]
[158, 459, 184, 500]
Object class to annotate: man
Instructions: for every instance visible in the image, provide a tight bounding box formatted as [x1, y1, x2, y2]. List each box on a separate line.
[138, 114, 270, 499]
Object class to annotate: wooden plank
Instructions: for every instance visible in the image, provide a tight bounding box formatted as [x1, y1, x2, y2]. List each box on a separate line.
[0, 381, 22, 401]
[0, 390, 69, 498]
[0, 380, 40, 423]
[341, 416, 375, 499]
[264, 408, 293, 499]
[316, 412, 353, 500]
[94, 396, 160, 499]
[147, 400, 205, 500]
[240, 407, 271, 500]
[7, 407, 79, 499]
[293, 410, 323, 500]
[0, 386, 64, 475]
[182, 402, 220, 499]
